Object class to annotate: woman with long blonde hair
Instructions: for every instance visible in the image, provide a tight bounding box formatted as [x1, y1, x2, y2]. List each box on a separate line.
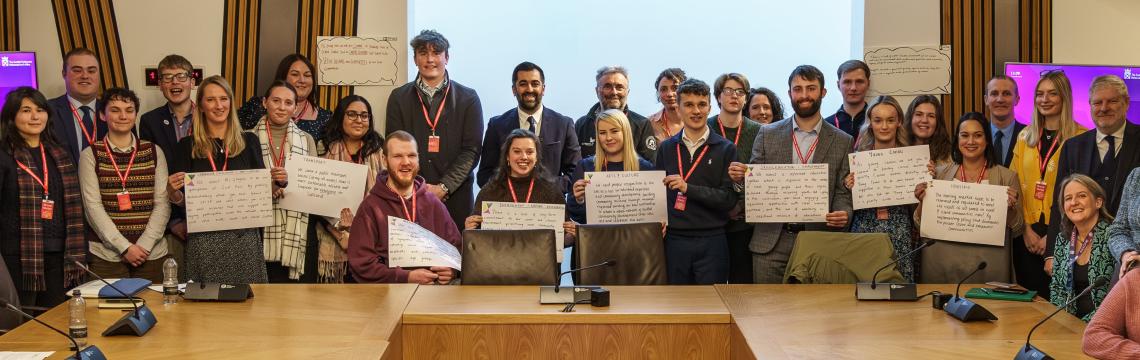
[567, 109, 654, 224]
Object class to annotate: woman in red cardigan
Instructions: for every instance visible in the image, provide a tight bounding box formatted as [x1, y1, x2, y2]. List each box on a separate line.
[1083, 262, 1140, 359]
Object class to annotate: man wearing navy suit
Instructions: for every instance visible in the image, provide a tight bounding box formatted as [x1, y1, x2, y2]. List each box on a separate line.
[49, 48, 108, 163]
[478, 62, 580, 191]
[985, 75, 1027, 168]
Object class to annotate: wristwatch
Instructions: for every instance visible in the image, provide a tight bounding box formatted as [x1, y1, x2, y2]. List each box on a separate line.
[439, 183, 450, 195]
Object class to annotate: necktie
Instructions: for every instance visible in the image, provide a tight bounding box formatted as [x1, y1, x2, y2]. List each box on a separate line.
[1105, 135, 1116, 164]
[994, 130, 1005, 164]
[527, 116, 536, 134]
[80, 105, 94, 147]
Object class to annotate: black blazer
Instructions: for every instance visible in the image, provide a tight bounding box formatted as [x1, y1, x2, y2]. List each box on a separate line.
[477, 107, 580, 190]
[139, 105, 183, 171]
[997, 122, 1026, 168]
[49, 95, 107, 163]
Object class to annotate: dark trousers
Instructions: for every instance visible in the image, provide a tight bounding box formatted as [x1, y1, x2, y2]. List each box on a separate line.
[15, 251, 68, 310]
[1012, 235, 1050, 298]
[664, 231, 728, 285]
[726, 227, 754, 284]
[441, 178, 474, 234]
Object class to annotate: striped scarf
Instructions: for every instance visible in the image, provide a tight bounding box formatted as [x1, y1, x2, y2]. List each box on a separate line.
[316, 140, 384, 283]
[15, 144, 85, 291]
[253, 118, 310, 280]
[91, 140, 157, 243]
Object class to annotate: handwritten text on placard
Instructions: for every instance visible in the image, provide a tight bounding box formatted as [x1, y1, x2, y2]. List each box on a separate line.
[184, 169, 273, 233]
[849, 145, 931, 209]
[745, 164, 829, 223]
[585, 171, 667, 225]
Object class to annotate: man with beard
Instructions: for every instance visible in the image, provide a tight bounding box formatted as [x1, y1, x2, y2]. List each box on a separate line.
[985, 75, 1027, 167]
[709, 73, 762, 284]
[478, 62, 580, 191]
[823, 60, 870, 140]
[728, 65, 854, 284]
[49, 47, 109, 162]
[347, 131, 462, 284]
[575, 66, 658, 163]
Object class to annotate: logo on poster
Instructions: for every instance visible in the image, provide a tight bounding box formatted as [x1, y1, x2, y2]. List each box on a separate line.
[1125, 69, 1136, 80]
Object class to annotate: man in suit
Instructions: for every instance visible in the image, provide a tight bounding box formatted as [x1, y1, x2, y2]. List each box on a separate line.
[477, 62, 580, 191]
[385, 30, 483, 232]
[50, 47, 108, 162]
[728, 65, 854, 284]
[1047, 75, 1140, 276]
[985, 75, 1027, 167]
[823, 60, 870, 139]
[575, 66, 658, 163]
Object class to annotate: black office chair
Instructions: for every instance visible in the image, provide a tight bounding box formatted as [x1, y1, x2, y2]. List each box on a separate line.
[574, 222, 667, 285]
[0, 255, 23, 332]
[461, 229, 559, 285]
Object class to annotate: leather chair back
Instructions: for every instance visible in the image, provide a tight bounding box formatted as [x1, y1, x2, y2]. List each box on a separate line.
[461, 229, 559, 285]
[575, 222, 666, 285]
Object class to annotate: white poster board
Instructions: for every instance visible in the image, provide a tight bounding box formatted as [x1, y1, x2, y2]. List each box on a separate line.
[316, 36, 400, 86]
[184, 169, 273, 233]
[864, 45, 952, 95]
[480, 201, 566, 262]
[278, 154, 369, 217]
[849, 145, 931, 210]
[387, 216, 462, 270]
[745, 164, 830, 223]
[919, 180, 1008, 246]
[585, 171, 667, 225]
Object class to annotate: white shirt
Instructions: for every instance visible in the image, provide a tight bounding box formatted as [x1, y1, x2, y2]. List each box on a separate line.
[792, 116, 823, 164]
[681, 126, 710, 157]
[67, 96, 97, 147]
[1096, 124, 1126, 160]
[518, 104, 544, 137]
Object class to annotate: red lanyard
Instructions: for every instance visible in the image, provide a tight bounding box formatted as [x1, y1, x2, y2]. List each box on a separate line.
[507, 177, 535, 203]
[292, 100, 310, 120]
[791, 131, 820, 164]
[14, 145, 49, 198]
[957, 161, 988, 183]
[1069, 229, 1094, 267]
[264, 118, 289, 168]
[415, 83, 451, 135]
[392, 184, 417, 223]
[675, 143, 711, 181]
[659, 111, 676, 138]
[1036, 129, 1061, 177]
[206, 145, 229, 172]
[69, 104, 97, 145]
[718, 119, 742, 146]
[103, 138, 138, 191]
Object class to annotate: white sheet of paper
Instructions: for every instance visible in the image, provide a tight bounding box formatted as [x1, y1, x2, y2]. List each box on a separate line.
[278, 154, 369, 217]
[849, 145, 932, 209]
[864, 45, 952, 95]
[184, 169, 273, 233]
[387, 216, 462, 270]
[315, 36, 400, 86]
[745, 164, 830, 223]
[585, 171, 667, 225]
[919, 180, 1008, 246]
[480, 201, 566, 262]
[0, 352, 53, 360]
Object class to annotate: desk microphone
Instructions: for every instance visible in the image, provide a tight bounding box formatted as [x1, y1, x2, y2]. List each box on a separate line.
[856, 239, 935, 301]
[943, 261, 997, 322]
[554, 259, 616, 293]
[1015, 277, 1108, 360]
[72, 259, 158, 336]
[0, 299, 106, 360]
[539, 259, 615, 304]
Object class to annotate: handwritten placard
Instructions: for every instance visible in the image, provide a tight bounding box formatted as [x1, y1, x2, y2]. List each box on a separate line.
[864, 45, 952, 95]
[585, 171, 667, 225]
[387, 216, 462, 270]
[184, 169, 273, 233]
[278, 154, 369, 217]
[745, 164, 829, 223]
[919, 180, 1007, 246]
[480, 201, 566, 262]
[316, 36, 400, 86]
[849, 145, 931, 209]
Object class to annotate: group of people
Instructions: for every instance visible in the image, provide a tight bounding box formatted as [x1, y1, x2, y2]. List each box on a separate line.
[3, 29, 1140, 356]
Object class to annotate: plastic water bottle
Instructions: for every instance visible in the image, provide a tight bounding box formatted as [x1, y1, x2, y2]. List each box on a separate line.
[68, 290, 87, 348]
[163, 257, 179, 304]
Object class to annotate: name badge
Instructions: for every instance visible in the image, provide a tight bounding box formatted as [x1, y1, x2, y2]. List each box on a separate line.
[428, 135, 441, 153]
[41, 199, 55, 220]
[674, 194, 688, 211]
[117, 191, 133, 211]
[1033, 180, 1047, 200]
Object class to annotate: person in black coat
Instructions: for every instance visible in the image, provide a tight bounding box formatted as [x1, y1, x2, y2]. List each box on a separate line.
[49, 48, 107, 162]
[574, 66, 658, 163]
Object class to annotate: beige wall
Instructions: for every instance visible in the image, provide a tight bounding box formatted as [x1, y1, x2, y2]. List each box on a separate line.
[1053, 0, 1140, 65]
[862, 0, 942, 108]
[356, 0, 411, 134]
[18, 0, 63, 98]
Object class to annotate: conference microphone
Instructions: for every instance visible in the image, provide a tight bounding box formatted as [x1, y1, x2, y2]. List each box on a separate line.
[0, 299, 106, 360]
[72, 259, 158, 336]
[856, 239, 936, 301]
[539, 259, 616, 304]
[554, 259, 616, 293]
[943, 261, 997, 322]
[1015, 277, 1108, 360]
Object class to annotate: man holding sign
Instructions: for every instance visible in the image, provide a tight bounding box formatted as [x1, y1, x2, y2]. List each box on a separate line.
[347, 131, 461, 284]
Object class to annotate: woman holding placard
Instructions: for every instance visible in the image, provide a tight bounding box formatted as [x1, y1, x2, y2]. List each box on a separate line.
[914, 112, 1023, 283]
[238, 54, 332, 145]
[168, 76, 281, 284]
[464, 129, 573, 237]
[904, 95, 954, 164]
[317, 95, 385, 283]
[567, 109, 655, 224]
[843, 95, 918, 281]
[1049, 174, 1113, 322]
[249, 81, 317, 283]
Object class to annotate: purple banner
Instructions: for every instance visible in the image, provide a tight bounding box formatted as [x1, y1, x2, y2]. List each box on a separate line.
[1005, 63, 1140, 128]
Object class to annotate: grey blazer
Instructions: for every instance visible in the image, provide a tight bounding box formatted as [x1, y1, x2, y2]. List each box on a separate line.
[748, 117, 854, 254]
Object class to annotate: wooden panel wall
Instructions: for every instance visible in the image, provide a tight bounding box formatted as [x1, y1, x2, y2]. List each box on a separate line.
[1019, 0, 1052, 63]
[297, 0, 358, 110]
[222, 0, 262, 103]
[51, 0, 128, 89]
[0, 0, 16, 50]
[940, 0, 995, 127]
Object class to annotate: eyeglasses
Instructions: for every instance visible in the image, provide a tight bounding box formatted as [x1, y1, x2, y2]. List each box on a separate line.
[722, 87, 747, 97]
[1039, 69, 1065, 76]
[161, 73, 191, 84]
[345, 111, 370, 121]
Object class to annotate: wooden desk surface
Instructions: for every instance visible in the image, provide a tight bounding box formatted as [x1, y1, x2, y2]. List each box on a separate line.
[402, 285, 731, 325]
[717, 284, 1090, 360]
[0, 284, 416, 359]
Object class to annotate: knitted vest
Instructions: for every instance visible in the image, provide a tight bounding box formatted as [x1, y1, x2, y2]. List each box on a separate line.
[92, 140, 157, 243]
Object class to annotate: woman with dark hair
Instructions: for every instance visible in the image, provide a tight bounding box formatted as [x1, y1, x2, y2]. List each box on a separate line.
[317, 95, 385, 283]
[914, 111, 1023, 283]
[0, 87, 86, 308]
[238, 54, 333, 143]
[1050, 174, 1114, 322]
[648, 68, 686, 143]
[904, 95, 954, 164]
[744, 87, 784, 124]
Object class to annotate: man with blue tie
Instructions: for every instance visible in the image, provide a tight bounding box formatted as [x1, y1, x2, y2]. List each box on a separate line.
[478, 62, 580, 191]
[985, 75, 1026, 167]
[49, 48, 108, 163]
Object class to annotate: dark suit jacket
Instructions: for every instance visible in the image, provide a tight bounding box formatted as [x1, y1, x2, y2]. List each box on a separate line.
[1047, 123, 1140, 255]
[477, 107, 580, 190]
[139, 105, 183, 171]
[49, 95, 107, 163]
[997, 122, 1027, 167]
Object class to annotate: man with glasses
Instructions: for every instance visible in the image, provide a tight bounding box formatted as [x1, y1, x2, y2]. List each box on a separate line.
[823, 60, 871, 139]
[49, 47, 108, 162]
[575, 66, 658, 163]
[984, 75, 1026, 167]
[709, 73, 761, 283]
[477, 62, 580, 190]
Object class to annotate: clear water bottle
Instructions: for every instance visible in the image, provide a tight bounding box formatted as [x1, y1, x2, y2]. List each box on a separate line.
[68, 290, 87, 348]
[163, 257, 179, 304]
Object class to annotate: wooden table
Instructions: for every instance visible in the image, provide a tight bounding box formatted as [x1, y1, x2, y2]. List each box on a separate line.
[400, 285, 732, 358]
[717, 284, 1091, 359]
[0, 284, 416, 359]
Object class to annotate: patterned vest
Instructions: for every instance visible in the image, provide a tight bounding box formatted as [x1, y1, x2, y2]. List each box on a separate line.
[92, 140, 157, 243]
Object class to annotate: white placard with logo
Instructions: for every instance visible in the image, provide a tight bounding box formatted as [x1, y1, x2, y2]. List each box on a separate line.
[745, 164, 830, 223]
[184, 169, 274, 233]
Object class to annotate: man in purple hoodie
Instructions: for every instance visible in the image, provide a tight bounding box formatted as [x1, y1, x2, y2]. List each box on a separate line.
[347, 131, 462, 284]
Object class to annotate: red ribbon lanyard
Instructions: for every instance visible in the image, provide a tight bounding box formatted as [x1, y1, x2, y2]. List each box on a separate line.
[14, 145, 49, 198]
[507, 177, 536, 203]
[660, 111, 675, 138]
[791, 131, 820, 164]
[393, 184, 417, 223]
[1036, 129, 1061, 177]
[415, 83, 451, 135]
[957, 161, 988, 183]
[264, 118, 288, 168]
[206, 146, 229, 172]
[69, 104, 97, 145]
[676, 143, 711, 182]
[718, 119, 742, 146]
[103, 138, 138, 191]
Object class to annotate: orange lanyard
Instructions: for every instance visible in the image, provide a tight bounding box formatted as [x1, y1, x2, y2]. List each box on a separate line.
[957, 161, 988, 183]
[791, 131, 820, 164]
[206, 146, 229, 172]
[507, 177, 535, 203]
[659, 111, 676, 138]
[69, 104, 97, 145]
[718, 119, 742, 146]
[14, 145, 49, 198]
[676, 143, 711, 182]
[264, 118, 289, 168]
[392, 184, 417, 223]
[103, 138, 138, 191]
[415, 84, 451, 135]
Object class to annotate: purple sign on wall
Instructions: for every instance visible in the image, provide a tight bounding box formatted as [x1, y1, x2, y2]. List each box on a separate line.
[0, 51, 39, 110]
[1005, 62, 1140, 129]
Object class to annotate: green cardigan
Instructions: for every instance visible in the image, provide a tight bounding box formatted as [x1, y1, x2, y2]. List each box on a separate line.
[1049, 220, 1113, 322]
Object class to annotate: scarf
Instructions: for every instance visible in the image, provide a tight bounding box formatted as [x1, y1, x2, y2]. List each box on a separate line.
[15, 144, 85, 291]
[253, 118, 310, 280]
[316, 140, 384, 283]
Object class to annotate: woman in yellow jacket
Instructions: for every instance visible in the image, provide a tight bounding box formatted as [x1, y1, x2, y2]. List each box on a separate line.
[1010, 70, 1087, 298]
